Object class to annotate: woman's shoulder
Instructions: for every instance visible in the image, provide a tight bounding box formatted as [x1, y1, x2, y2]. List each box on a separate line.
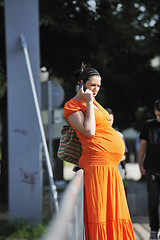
[65, 98, 85, 108]
[64, 98, 86, 119]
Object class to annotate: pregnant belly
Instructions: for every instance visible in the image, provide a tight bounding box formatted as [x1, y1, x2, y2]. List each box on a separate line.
[81, 130, 125, 156]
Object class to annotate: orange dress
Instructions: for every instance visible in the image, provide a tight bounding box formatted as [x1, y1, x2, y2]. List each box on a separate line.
[64, 98, 135, 240]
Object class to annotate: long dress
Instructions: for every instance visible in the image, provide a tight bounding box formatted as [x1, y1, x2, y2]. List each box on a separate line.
[64, 98, 135, 240]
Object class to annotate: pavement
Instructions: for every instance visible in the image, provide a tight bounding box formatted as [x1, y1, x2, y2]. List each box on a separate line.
[132, 216, 150, 240]
[119, 163, 151, 240]
[121, 163, 152, 240]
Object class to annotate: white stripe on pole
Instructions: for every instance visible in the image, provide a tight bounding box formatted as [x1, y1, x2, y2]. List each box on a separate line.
[19, 33, 59, 214]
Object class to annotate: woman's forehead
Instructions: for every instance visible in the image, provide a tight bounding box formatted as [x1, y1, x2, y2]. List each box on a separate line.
[87, 76, 101, 83]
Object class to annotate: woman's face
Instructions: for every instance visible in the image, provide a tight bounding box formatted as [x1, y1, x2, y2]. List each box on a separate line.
[85, 76, 101, 98]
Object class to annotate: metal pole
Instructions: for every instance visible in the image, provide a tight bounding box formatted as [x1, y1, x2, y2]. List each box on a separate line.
[48, 81, 53, 166]
[19, 33, 59, 214]
[48, 80, 53, 215]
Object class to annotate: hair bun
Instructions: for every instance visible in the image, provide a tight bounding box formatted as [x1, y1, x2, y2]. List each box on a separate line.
[81, 62, 86, 72]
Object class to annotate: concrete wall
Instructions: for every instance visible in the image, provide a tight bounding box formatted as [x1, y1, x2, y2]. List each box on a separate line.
[4, 0, 42, 224]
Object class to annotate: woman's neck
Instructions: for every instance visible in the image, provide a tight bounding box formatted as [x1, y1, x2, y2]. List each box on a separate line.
[73, 94, 95, 103]
[73, 92, 83, 101]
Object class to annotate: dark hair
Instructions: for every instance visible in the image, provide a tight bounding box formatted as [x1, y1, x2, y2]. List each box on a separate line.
[106, 108, 113, 115]
[154, 100, 160, 111]
[75, 63, 100, 84]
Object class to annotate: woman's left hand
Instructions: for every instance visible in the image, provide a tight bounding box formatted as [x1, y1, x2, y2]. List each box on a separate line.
[72, 165, 81, 172]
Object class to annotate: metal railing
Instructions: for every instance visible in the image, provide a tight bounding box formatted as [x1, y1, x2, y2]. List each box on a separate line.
[41, 169, 84, 240]
[19, 33, 59, 214]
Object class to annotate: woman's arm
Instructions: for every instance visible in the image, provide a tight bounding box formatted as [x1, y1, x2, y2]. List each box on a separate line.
[68, 89, 96, 137]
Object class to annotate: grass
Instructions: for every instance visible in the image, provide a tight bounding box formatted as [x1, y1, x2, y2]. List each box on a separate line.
[0, 187, 53, 240]
[0, 219, 46, 240]
[0, 181, 69, 240]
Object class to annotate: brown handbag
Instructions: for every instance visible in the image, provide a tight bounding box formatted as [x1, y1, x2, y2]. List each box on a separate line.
[57, 125, 82, 165]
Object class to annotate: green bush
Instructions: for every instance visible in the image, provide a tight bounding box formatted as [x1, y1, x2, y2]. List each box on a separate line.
[0, 219, 46, 240]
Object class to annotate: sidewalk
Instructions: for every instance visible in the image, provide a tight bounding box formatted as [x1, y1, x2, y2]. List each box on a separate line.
[126, 163, 150, 240]
[132, 216, 150, 240]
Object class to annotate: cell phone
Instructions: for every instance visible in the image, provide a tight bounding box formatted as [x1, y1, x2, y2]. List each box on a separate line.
[79, 81, 86, 91]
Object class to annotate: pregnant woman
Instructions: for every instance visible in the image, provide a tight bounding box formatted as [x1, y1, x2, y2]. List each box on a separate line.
[64, 65, 135, 240]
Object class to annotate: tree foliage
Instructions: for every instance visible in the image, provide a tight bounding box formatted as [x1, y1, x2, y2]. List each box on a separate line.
[39, 0, 160, 130]
[1, 0, 160, 129]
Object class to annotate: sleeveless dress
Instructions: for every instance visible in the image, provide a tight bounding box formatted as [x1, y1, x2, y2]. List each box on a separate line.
[64, 98, 135, 240]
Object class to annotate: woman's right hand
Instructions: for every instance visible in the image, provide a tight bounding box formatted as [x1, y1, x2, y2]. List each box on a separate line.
[68, 83, 96, 137]
[80, 85, 93, 103]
